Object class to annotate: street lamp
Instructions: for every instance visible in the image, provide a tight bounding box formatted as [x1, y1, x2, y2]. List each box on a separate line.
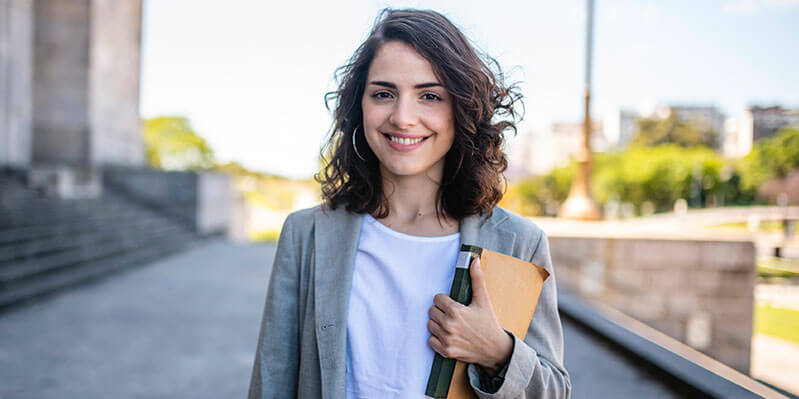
[559, 0, 602, 220]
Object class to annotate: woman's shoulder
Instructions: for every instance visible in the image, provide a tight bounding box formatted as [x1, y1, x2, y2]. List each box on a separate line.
[283, 203, 359, 232]
[490, 206, 546, 241]
[284, 204, 324, 226]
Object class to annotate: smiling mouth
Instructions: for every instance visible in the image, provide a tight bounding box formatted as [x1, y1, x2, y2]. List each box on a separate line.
[381, 133, 431, 146]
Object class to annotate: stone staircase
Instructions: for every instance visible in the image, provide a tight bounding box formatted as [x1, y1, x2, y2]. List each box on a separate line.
[0, 170, 206, 309]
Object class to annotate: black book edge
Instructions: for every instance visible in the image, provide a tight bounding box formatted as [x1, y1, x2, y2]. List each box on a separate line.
[425, 244, 482, 398]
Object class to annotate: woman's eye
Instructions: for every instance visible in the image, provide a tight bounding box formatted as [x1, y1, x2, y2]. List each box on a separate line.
[422, 92, 441, 101]
[373, 91, 393, 99]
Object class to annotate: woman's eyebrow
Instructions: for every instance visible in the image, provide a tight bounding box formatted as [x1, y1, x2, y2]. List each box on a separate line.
[369, 81, 442, 89]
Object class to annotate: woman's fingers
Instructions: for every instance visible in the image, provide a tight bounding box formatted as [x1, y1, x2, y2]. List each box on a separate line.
[432, 293, 462, 313]
[428, 304, 446, 323]
[427, 318, 446, 339]
[428, 334, 449, 358]
[433, 294, 457, 313]
[427, 288, 506, 366]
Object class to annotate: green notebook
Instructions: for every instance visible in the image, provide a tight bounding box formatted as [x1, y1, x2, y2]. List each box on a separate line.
[425, 244, 482, 398]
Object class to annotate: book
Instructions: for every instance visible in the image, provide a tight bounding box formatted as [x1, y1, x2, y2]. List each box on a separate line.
[425, 244, 550, 399]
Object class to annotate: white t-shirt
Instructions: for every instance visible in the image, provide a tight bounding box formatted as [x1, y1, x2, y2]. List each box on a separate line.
[345, 213, 461, 399]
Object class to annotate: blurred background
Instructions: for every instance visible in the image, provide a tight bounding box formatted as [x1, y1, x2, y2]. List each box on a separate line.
[1, 0, 798, 398]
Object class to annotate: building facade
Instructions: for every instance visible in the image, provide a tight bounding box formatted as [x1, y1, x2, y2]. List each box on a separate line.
[1, 0, 144, 169]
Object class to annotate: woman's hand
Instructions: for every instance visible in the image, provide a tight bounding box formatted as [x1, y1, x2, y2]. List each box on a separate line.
[428, 257, 514, 375]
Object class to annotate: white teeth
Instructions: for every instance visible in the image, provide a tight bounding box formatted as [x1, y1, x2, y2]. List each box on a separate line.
[389, 136, 424, 145]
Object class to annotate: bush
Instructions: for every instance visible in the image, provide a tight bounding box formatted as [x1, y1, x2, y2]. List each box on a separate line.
[507, 144, 747, 216]
[738, 127, 799, 198]
[592, 145, 727, 212]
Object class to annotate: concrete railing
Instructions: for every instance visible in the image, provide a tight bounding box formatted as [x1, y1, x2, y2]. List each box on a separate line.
[559, 289, 790, 399]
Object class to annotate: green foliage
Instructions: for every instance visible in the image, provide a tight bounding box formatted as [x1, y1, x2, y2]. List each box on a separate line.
[500, 163, 574, 216]
[504, 127, 799, 216]
[632, 113, 718, 148]
[738, 127, 799, 194]
[143, 116, 216, 171]
[249, 228, 282, 243]
[507, 145, 740, 216]
[755, 305, 799, 343]
[592, 145, 727, 211]
[548, 162, 576, 201]
[245, 189, 296, 211]
[757, 256, 799, 279]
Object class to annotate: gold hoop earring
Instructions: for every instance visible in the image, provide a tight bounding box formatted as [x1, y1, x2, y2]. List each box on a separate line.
[352, 126, 366, 161]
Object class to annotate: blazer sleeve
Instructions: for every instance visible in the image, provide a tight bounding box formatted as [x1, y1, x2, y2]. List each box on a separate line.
[466, 230, 572, 398]
[248, 214, 301, 399]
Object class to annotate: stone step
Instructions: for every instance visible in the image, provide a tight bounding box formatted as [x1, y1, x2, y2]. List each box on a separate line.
[0, 199, 142, 228]
[0, 224, 189, 286]
[0, 206, 174, 246]
[0, 216, 175, 264]
[0, 170, 208, 311]
[0, 235, 203, 309]
[0, 178, 149, 227]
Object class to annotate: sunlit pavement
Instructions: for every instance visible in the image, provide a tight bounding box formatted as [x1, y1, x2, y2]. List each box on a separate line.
[752, 285, 799, 396]
[751, 334, 799, 395]
[757, 284, 799, 310]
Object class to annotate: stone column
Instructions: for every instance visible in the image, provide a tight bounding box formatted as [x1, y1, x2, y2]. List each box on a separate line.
[32, 0, 143, 167]
[89, 0, 144, 167]
[0, 0, 33, 168]
[32, 0, 92, 166]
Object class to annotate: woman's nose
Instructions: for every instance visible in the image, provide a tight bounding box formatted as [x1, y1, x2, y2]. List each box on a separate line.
[388, 97, 418, 129]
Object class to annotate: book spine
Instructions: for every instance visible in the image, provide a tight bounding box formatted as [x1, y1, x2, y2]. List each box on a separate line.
[425, 245, 482, 399]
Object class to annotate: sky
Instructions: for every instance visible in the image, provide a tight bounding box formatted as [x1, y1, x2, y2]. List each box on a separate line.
[140, 0, 799, 179]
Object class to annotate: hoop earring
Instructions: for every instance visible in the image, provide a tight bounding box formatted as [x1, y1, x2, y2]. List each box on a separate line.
[352, 126, 366, 161]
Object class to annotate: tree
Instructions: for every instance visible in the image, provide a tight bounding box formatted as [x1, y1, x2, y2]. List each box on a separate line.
[143, 116, 216, 171]
[738, 127, 799, 195]
[632, 113, 718, 148]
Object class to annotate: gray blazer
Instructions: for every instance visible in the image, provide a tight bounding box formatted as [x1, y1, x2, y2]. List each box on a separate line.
[248, 204, 571, 398]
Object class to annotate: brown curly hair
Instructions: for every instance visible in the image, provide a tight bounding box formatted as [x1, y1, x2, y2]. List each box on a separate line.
[315, 8, 523, 221]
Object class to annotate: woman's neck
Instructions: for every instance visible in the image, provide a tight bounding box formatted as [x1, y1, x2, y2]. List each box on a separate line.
[375, 168, 459, 236]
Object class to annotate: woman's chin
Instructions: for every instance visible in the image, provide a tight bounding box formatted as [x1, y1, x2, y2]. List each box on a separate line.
[380, 164, 431, 179]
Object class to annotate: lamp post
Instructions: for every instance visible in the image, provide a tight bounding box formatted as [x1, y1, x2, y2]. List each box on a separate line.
[559, 0, 602, 220]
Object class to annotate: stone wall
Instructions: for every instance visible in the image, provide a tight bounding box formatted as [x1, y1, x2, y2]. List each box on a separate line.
[103, 167, 232, 235]
[0, 0, 33, 167]
[549, 235, 756, 373]
[196, 172, 233, 235]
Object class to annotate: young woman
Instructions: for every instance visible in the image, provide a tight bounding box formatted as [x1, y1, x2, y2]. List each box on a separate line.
[249, 8, 570, 399]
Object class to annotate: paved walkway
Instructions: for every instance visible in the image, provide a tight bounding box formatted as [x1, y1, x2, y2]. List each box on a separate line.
[751, 334, 799, 395]
[757, 284, 799, 310]
[0, 240, 678, 398]
[0, 239, 272, 399]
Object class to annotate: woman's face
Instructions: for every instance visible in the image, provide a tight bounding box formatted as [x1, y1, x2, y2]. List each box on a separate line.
[361, 41, 455, 182]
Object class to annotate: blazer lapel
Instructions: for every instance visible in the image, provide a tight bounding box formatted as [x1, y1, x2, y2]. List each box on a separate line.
[314, 206, 363, 399]
[459, 210, 518, 257]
